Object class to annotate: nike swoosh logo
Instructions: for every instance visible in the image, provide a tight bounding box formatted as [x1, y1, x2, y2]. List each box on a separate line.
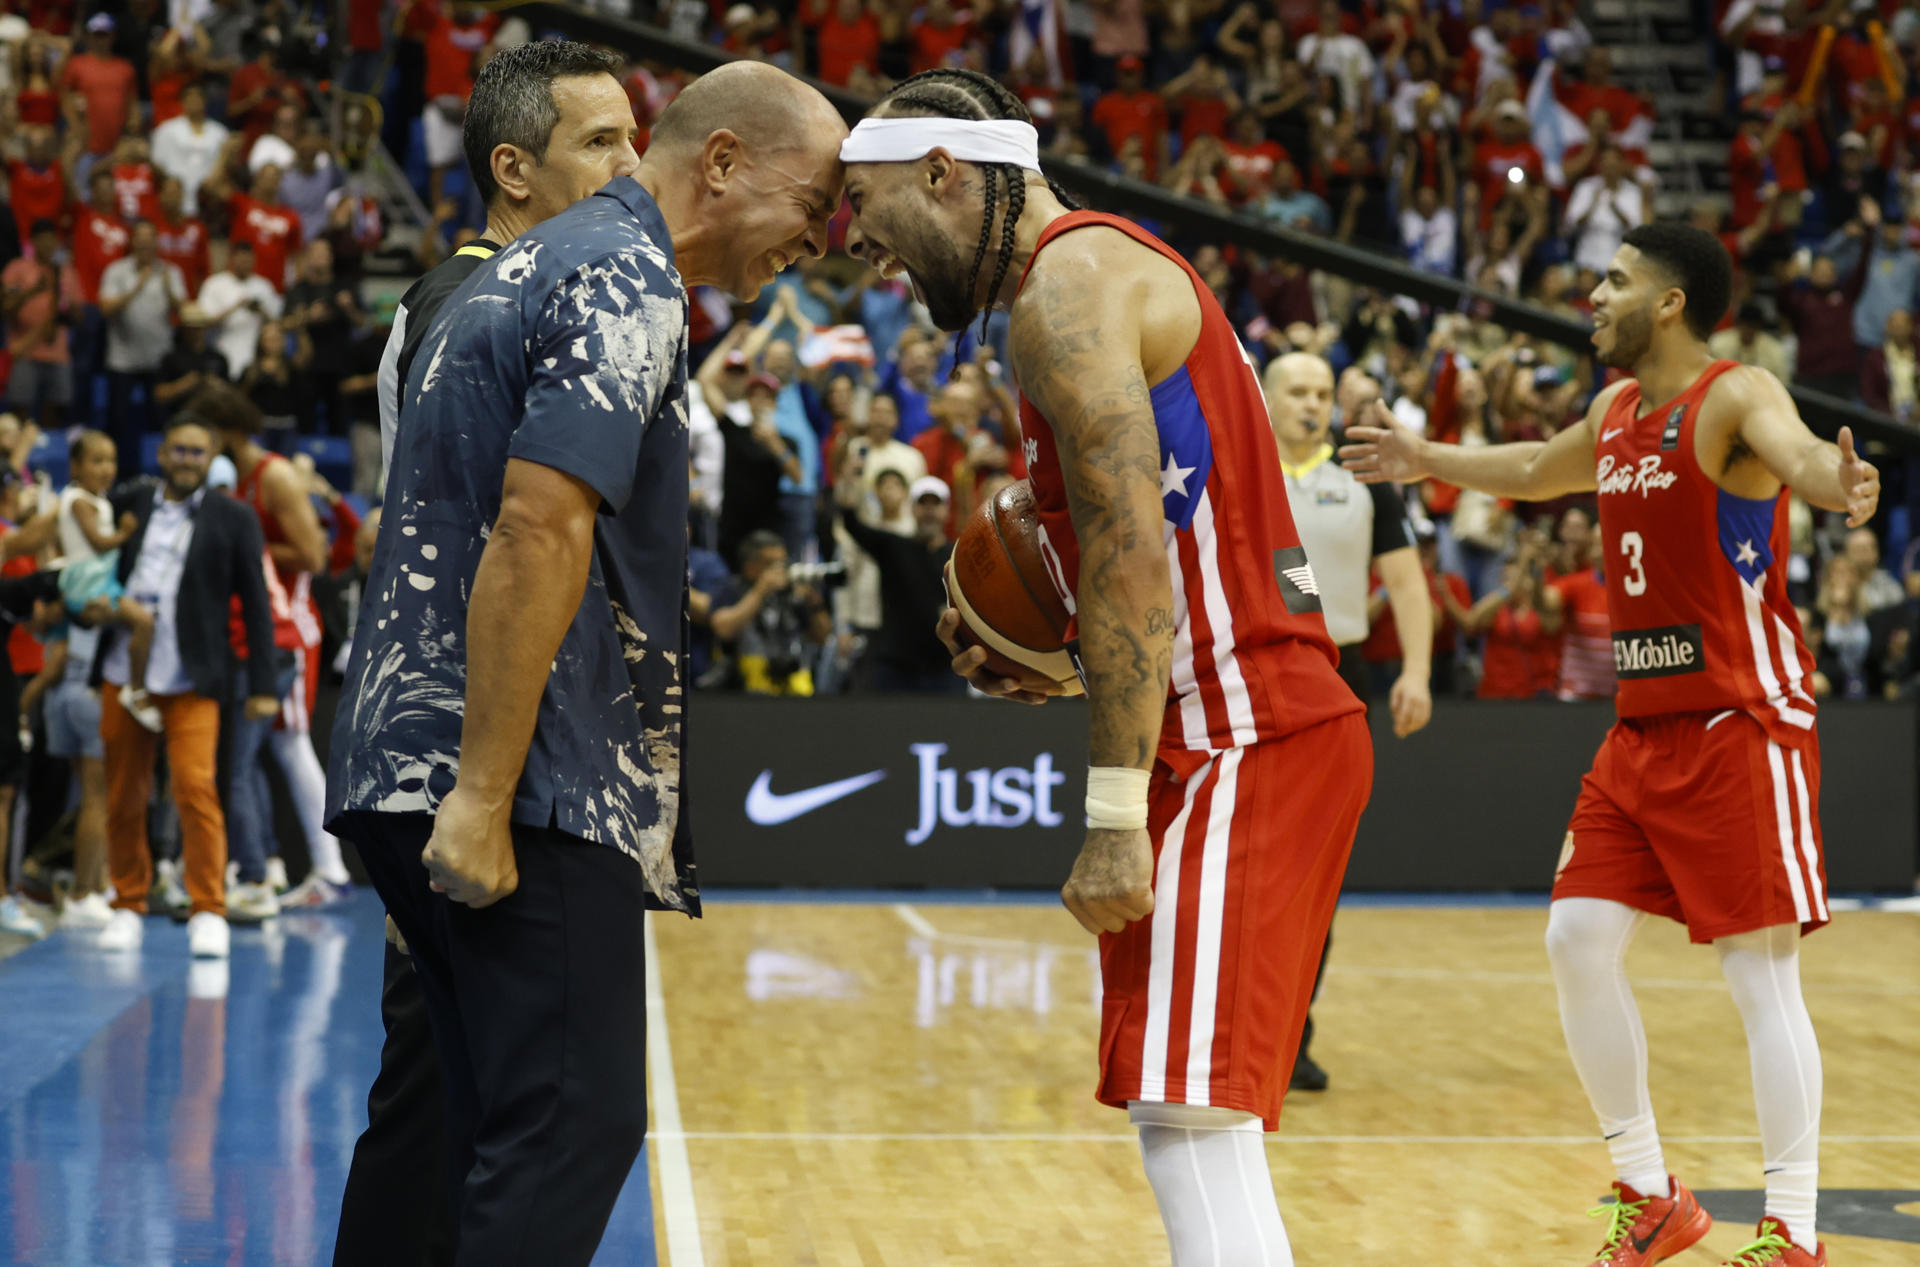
[745, 768, 888, 825]
[1631, 1206, 1675, 1254]
[1602, 427, 1626, 442]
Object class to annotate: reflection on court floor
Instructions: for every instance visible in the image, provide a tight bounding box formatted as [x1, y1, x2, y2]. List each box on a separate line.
[651, 898, 1920, 1267]
[1, 892, 1914, 1266]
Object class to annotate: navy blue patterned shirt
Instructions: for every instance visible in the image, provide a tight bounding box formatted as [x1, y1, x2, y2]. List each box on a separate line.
[326, 177, 697, 912]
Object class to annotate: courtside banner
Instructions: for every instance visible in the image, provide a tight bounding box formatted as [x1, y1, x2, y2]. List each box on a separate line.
[684, 697, 1917, 892]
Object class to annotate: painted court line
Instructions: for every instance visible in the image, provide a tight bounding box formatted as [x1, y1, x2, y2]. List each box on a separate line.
[646, 913, 705, 1267]
[1328, 964, 1920, 996]
[649, 1131, 1920, 1146]
[891, 903, 938, 938]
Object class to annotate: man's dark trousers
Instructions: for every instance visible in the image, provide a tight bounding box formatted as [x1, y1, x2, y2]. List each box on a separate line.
[333, 943, 455, 1267]
[335, 812, 650, 1267]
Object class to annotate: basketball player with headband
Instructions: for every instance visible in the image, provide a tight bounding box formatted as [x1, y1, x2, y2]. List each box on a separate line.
[840, 70, 1372, 1265]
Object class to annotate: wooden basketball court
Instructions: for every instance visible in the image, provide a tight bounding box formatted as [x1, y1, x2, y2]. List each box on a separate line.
[645, 899, 1920, 1266]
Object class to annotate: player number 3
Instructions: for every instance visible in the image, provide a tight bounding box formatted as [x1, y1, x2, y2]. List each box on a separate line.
[1620, 531, 1647, 596]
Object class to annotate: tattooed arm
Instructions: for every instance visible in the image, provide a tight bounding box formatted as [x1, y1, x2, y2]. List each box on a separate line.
[1010, 238, 1174, 937]
[1009, 252, 1174, 772]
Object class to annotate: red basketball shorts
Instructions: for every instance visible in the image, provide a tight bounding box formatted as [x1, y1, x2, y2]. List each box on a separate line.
[1097, 712, 1372, 1130]
[273, 592, 323, 735]
[274, 642, 322, 735]
[1557, 709, 1829, 943]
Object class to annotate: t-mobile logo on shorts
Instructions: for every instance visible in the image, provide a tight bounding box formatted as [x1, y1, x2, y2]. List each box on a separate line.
[1612, 623, 1705, 678]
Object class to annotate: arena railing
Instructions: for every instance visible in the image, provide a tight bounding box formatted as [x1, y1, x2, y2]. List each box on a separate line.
[519, 0, 1920, 455]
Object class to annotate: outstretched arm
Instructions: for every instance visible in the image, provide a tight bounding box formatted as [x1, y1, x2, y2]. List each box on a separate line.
[1340, 387, 1612, 500]
[1717, 366, 1878, 526]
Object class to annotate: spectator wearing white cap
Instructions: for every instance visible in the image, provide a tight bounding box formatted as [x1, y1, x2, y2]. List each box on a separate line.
[832, 453, 962, 693]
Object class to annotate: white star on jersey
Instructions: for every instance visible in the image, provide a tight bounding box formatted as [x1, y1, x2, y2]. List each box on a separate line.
[1161, 453, 1196, 498]
[1735, 539, 1760, 567]
[1023, 436, 1039, 469]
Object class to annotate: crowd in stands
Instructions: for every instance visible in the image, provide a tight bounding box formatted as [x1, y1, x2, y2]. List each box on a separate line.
[636, 0, 1920, 704]
[2, 0, 1919, 843]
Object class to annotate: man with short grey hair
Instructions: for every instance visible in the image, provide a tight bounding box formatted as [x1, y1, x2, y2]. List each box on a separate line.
[330, 57, 848, 1266]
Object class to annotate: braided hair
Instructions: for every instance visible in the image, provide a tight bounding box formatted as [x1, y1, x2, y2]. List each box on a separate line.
[873, 68, 1079, 340]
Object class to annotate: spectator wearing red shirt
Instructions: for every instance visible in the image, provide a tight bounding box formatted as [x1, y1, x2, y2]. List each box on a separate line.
[1546, 560, 1615, 701]
[62, 14, 139, 163]
[815, 0, 882, 87]
[6, 130, 70, 247]
[910, 0, 973, 74]
[1469, 101, 1544, 231]
[422, 3, 502, 207]
[109, 135, 163, 226]
[1163, 54, 1237, 150]
[1467, 562, 1559, 700]
[228, 166, 304, 294]
[1417, 536, 1473, 697]
[1557, 47, 1654, 150]
[909, 378, 998, 536]
[1091, 57, 1170, 181]
[73, 170, 131, 306]
[154, 177, 212, 297]
[344, 0, 390, 94]
[2, 220, 83, 430]
[1849, 77, 1900, 172]
[228, 39, 305, 145]
[1219, 109, 1290, 205]
[147, 27, 201, 127]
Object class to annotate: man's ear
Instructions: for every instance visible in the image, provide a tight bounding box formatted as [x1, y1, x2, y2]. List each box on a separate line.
[489, 143, 533, 207]
[702, 129, 742, 195]
[1662, 286, 1688, 328]
[924, 147, 961, 199]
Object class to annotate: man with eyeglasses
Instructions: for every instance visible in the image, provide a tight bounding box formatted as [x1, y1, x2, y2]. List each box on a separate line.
[90, 416, 280, 961]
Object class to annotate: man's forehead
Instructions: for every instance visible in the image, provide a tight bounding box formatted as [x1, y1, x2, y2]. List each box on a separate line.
[1609, 245, 1647, 277]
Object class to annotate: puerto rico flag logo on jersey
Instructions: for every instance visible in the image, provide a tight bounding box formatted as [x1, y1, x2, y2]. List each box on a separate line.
[1150, 366, 1215, 530]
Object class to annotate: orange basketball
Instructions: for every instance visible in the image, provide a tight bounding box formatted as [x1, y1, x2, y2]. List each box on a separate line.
[944, 480, 1084, 695]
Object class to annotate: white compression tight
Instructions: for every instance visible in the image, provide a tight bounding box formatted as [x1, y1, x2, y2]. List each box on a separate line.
[1545, 899, 1822, 1242]
[1717, 923, 1822, 1241]
[1131, 1102, 1293, 1267]
[268, 729, 350, 884]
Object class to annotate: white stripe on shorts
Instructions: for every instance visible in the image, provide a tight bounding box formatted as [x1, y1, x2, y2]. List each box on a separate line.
[1140, 758, 1210, 1101]
[1184, 746, 1243, 1105]
[1765, 741, 1811, 925]
[1788, 749, 1825, 921]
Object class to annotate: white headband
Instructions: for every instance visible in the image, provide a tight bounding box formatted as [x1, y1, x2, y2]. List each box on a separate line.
[839, 118, 1042, 173]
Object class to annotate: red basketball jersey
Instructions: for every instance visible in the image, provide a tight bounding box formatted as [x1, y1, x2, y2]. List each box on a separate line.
[234, 451, 321, 649]
[1014, 211, 1358, 762]
[1595, 359, 1817, 745]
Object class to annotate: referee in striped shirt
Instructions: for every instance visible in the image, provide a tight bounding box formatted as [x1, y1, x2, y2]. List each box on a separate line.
[335, 40, 644, 1267]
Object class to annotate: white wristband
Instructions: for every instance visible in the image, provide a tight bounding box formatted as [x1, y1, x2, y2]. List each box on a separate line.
[1085, 766, 1150, 831]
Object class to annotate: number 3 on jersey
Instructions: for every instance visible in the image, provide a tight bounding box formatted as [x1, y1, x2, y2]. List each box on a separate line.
[1620, 531, 1647, 596]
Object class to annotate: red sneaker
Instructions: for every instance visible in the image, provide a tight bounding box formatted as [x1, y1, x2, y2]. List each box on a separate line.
[1720, 1219, 1827, 1266]
[1584, 1176, 1714, 1265]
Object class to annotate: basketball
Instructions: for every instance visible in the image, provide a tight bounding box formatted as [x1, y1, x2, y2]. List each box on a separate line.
[944, 480, 1084, 695]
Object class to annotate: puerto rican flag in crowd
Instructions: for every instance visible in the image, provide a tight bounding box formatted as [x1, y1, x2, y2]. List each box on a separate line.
[1007, 0, 1064, 87]
[1526, 56, 1655, 188]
